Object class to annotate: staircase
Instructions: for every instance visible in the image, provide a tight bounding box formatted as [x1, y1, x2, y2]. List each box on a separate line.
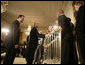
[33, 26, 62, 64]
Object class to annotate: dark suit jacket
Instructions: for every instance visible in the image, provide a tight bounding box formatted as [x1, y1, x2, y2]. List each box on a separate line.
[58, 15, 78, 64]
[4, 20, 20, 49]
[25, 27, 45, 63]
[75, 6, 84, 37]
[28, 27, 45, 48]
[58, 15, 73, 39]
[75, 6, 84, 63]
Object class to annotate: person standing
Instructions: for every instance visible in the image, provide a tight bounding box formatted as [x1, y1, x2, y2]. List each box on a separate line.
[25, 22, 45, 64]
[74, 1, 84, 64]
[57, 9, 78, 64]
[3, 15, 25, 64]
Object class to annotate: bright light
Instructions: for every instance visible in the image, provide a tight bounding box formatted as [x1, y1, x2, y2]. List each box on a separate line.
[53, 25, 58, 30]
[2, 28, 9, 33]
[1, 28, 9, 35]
[25, 25, 31, 36]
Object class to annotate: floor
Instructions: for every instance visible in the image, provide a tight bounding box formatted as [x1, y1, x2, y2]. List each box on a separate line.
[13, 57, 27, 64]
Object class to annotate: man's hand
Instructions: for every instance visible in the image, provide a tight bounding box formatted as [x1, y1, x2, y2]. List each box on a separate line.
[15, 45, 19, 49]
[39, 31, 42, 34]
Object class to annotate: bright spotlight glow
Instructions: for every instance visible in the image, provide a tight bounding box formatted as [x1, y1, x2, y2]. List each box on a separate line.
[53, 25, 58, 30]
[2, 28, 9, 35]
[2, 28, 9, 33]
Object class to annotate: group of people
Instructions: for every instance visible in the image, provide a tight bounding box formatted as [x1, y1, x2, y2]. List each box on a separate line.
[3, 1, 84, 64]
[58, 2, 84, 64]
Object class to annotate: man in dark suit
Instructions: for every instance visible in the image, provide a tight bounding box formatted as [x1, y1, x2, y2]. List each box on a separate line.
[57, 10, 78, 64]
[74, 1, 84, 64]
[3, 15, 25, 64]
[25, 22, 45, 64]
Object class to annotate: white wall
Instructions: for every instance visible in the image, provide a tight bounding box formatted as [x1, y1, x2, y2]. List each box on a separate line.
[62, 1, 74, 24]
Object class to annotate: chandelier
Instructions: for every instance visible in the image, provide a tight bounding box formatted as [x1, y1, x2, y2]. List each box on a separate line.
[1, 1, 8, 13]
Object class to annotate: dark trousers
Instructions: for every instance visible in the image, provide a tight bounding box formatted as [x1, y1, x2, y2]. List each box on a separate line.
[61, 34, 78, 64]
[25, 45, 37, 64]
[77, 35, 84, 64]
[3, 48, 16, 64]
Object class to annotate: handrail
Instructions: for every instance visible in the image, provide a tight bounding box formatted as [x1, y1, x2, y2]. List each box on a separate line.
[33, 26, 62, 64]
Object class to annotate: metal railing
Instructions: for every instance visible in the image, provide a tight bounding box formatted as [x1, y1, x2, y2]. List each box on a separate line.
[33, 26, 62, 64]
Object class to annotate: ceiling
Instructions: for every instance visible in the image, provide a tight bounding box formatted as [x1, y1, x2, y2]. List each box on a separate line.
[1, 1, 74, 33]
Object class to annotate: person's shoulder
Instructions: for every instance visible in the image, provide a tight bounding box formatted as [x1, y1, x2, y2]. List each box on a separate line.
[14, 20, 20, 24]
[80, 6, 84, 9]
[30, 27, 37, 33]
[59, 15, 67, 20]
[12, 20, 17, 24]
[59, 15, 66, 18]
[31, 27, 37, 31]
[11, 20, 20, 27]
[77, 6, 84, 15]
[79, 6, 84, 11]
[33, 27, 37, 29]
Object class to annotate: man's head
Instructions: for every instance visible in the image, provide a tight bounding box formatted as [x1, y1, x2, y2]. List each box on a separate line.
[55, 19, 58, 26]
[57, 9, 64, 17]
[34, 22, 39, 28]
[17, 15, 25, 23]
[48, 26, 53, 32]
[74, 1, 83, 11]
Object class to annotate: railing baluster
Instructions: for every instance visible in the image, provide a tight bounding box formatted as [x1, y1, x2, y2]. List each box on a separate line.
[33, 26, 62, 64]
